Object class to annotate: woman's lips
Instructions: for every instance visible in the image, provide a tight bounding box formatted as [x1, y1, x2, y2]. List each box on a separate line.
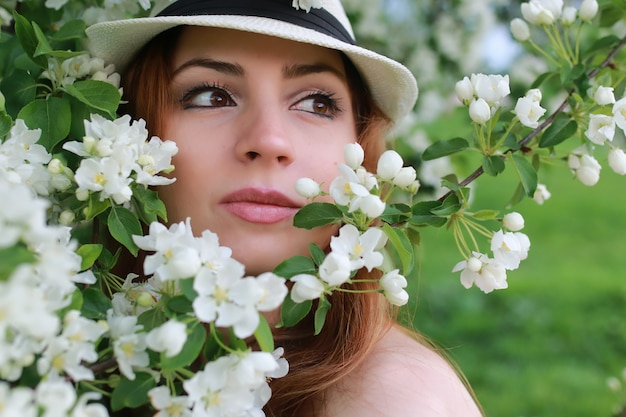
[220, 188, 301, 224]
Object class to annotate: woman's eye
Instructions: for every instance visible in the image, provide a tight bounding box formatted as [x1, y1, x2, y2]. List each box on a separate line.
[293, 94, 341, 118]
[182, 86, 235, 109]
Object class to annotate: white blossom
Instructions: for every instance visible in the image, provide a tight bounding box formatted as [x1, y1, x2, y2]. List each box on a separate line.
[329, 224, 387, 272]
[292, 0, 322, 13]
[491, 230, 530, 270]
[579, 0, 599, 21]
[148, 386, 192, 417]
[392, 166, 418, 188]
[377, 150, 404, 180]
[612, 97, 626, 132]
[585, 114, 615, 145]
[503, 212, 525, 231]
[469, 98, 492, 124]
[510, 18, 530, 41]
[533, 183, 552, 204]
[290, 274, 325, 303]
[568, 150, 602, 186]
[455, 76, 474, 103]
[344, 143, 364, 170]
[107, 311, 148, 380]
[593, 86, 615, 105]
[379, 270, 409, 306]
[513, 94, 546, 128]
[36, 379, 77, 417]
[452, 252, 508, 293]
[295, 177, 321, 198]
[319, 252, 352, 286]
[146, 320, 187, 357]
[470, 73, 510, 104]
[561, 6, 577, 25]
[608, 148, 626, 175]
[0, 383, 36, 417]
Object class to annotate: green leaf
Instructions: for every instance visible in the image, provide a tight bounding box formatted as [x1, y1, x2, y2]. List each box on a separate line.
[530, 71, 557, 89]
[273, 256, 316, 278]
[76, 244, 103, 270]
[309, 243, 326, 267]
[161, 321, 206, 370]
[0, 245, 36, 281]
[107, 206, 142, 256]
[111, 373, 155, 411]
[0, 70, 37, 118]
[31, 22, 53, 58]
[0, 112, 12, 138]
[482, 155, 506, 176]
[472, 209, 499, 220]
[12, 11, 47, 68]
[254, 315, 275, 352]
[539, 114, 578, 148]
[430, 193, 461, 216]
[293, 202, 342, 230]
[85, 193, 111, 220]
[131, 185, 167, 224]
[510, 154, 538, 197]
[179, 278, 198, 301]
[137, 307, 167, 332]
[17, 97, 71, 151]
[64, 80, 121, 118]
[382, 223, 415, 276]
[379, 203, 411, 224]
[81, 287, 112, 320]
[167, 295, 194, 314]
[314, 297, 332, 336]
[422, 137, 469, 161]
[51, 19, 86, 42]
[278, 293, 312, 328]
[410, 201, 447, 227]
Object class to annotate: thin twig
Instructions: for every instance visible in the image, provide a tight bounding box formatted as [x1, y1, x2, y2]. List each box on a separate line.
[437, 35, 626, 203]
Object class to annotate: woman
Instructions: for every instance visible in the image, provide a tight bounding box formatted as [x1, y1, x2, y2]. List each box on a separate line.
[87, 1, 483, 415]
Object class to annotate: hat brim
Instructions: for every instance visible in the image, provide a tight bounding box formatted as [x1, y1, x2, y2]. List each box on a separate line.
[86, 15, 418, 123]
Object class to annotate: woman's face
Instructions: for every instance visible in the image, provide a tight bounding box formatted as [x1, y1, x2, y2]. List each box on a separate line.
[159, 27, 357, 276]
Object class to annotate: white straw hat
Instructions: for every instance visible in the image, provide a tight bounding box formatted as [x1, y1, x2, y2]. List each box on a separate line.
[86, 0, 418, 124]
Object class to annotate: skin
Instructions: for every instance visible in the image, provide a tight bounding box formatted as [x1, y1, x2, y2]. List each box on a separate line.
[158, 26, 483, 417]
[159, 27, 356, 276]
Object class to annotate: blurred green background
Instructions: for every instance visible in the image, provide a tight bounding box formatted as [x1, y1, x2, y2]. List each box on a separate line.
[403, 149, 626, 417]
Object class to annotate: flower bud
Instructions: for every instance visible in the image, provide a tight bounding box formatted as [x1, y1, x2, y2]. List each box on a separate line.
[0, 91, 5, 110]
[466, 256, 483, 272]
[579, 0, 598, 21]
[82, 136, 97, 154]
[47, 158, 64, 174]
[561, 6, 577, 25]
[503, 212, 525, 231]
[455, 76, 474, 103]
[593, 86, 615, 106]
[377, 150, 403, 180]
[344, 143, 364, 170]
[469, 98, 491, 124]
[59, 210, 75, 225]
[77, 188, 90, 201]
[533, 183, 551, 205]
[357, 194, 385, 218]
[392, 166, 417, 188]
[295, 177, 321, 198]
[510, 18, 530, 41]
[608, 148, 626, 175]
[290, 274, 324, 303]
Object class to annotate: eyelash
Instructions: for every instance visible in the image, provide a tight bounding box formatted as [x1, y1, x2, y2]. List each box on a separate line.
[180, 82, 235, 109]
[179, 83, 344, 119]
[292, 89, 343, 120]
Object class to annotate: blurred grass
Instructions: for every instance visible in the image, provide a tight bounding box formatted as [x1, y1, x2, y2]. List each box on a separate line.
[402, 153, 626, 416]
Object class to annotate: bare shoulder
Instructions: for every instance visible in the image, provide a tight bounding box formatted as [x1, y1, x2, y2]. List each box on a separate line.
[322, 326, 483, 417]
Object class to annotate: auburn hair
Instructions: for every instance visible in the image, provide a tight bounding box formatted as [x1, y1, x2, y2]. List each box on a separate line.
[121, 26, 403, 417]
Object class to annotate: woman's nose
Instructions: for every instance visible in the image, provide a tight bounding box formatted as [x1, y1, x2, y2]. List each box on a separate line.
[234, 104, 295, 166]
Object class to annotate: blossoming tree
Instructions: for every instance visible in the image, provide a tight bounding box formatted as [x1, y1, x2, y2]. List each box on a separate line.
[0, 0, 625, 415]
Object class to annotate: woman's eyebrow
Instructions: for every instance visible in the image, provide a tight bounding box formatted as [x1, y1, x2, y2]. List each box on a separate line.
[173, 58, 245, 77]
[282, 63, 345, 81]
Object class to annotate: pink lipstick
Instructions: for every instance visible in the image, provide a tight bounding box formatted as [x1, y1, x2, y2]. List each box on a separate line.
[220, 188, 301, 224]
